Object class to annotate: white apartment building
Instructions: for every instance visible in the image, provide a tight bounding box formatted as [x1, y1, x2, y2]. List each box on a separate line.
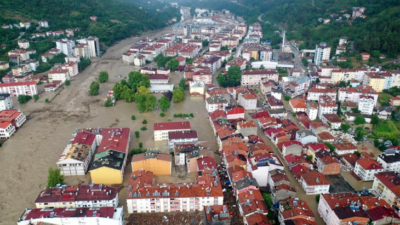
[318, 96, 338, 120]
[168, 130, 199, 149]
[77, 37, 100, 57]
[49, 68, 70, 83]
[260, 49, 273, 62]
[0, 121, 16, 138]
[0, 81, 38, 96]
[206, 96, 229, 113]
[0, 93, 13, 111]
[17, 40, 30, 49]
[372, 171, 400, 206]
[34, 184, 119, 208]
[246, 154, 284, 187]
[61, 61, 79, 77]
[153, 121, 191, 141]
[127, 170, 224, 213]
[56, 39, 75, 56]
[314, 42, 331, 65]
[376, 151, 400, 172]
[299, 171, 330, 195]
[57, 131, 99, 176]
[354, 158, 384, 181]
[338, 86, 378, 106]
[238, 93, 257, 110]
[307, 87, 337, 101]
[358, 95, 374, 115]
[18, 207, 124, 225]
[73, 44, 91, 59]
[307, 102, 318, 120]
[241, 70, 279, 86]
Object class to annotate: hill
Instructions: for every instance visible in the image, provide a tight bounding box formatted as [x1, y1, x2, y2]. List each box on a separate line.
[0, 0, 179, 46]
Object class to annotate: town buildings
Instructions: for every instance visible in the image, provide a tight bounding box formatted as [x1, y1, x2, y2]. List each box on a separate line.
[168, 130, 199, 149]
[132, 150, 172, 175]
[318, 96, 338, 120]
[0, 81, 38, 96]
[314, 42, 331, 65]
[241, 70, 279, 86]
[0, 93, 13, 111]
[376, 150, 400, 172]
[354, 158, 384, 181]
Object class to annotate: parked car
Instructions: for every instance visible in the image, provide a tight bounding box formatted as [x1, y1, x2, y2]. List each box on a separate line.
[163, 216, 169, 222]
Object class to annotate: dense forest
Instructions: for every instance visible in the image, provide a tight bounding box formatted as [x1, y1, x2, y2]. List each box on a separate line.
[0, 0, 179, 46]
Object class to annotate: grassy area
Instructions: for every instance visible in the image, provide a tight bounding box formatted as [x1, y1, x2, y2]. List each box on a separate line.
[378, 93, 393, 106]
[373, 120, 400, 139]
[350, 57, 362, 69]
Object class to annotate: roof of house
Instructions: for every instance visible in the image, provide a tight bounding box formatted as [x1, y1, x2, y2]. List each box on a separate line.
[301, 171, 330, 186]
[289, 99, 307, 109]
[21, 207, 117, 220]
[334, 143, 357, 151]
[356, 158, 383, 170]
[132, 151, 172, 163]
[168, 130, 198, 140]
[341, 153, 360, 167]
[197, 156, 217, 171]
[366, 206, 400, 221]
[317, 132, 335, 140]
[323, 114, 343, 123]
[154, 121, 191, 131]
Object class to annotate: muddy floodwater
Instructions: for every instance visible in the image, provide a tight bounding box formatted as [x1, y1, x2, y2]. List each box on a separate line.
[0, 28, 220, 225]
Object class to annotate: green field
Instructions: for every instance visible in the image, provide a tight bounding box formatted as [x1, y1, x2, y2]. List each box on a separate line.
[373, 120, 400, 139]
[378, 93, 393, 106]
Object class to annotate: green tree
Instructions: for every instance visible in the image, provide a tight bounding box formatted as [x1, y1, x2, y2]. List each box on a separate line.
[123, 88, 136, 102]
[179, 78, 187, 90]
[168, 59, 179, 71]
[159, 96, 171, 112]
[202, 40, 209, 47]
[104, 97, 113, 107]
[302, 57, 309, 67]
[136, 94, 157, 113]
[354, 151, 361, 157]
[139, 142, 143, 148]
[142, 119, 147, 124]
[135, 131, 140, 138]
[18, 95, 32, 104]
[45, 98, 49, 103]
[47, 168, 64, 188]
[262, 193, 273, 208]
[356, 55, 362, 61]
[354, 116, 366, 125]
[89, 81, 100, 96]
[341, 123, 351, 132]
[372, 50, 380, 58]
[160, 112, 166, 117]
[315, 194, 320, 203]
[221, 45, 229, 51]
[173, 88, 186, 103]
[325, 142, 335, 153]
[216, 73, 228, 87]
[371, 114, 380, 125]
[259, 65, 265, 70]
[131, 115, 136, 120]
[141, 126, 147, 130]
[99, 71, 109, 83]
[316, 78, 320, 83]
[65, 79, 70, 86]
[33, 94, 39, 101]
[284, 95, 291, 101]
[355, 127, 366, 141]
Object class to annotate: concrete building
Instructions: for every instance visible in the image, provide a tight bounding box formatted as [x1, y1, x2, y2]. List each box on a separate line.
[206, 96, 229, 113]
[354, 158, 384, 181]
[56, 39, 75, 56]
[132, 150, 172, 175]
[241, 70, 279, 86]
[0, 109, 26, 128]
[299, 171, 330, 195]
[89, 128, 131, 184]
[238, 93, 257, 110]
[189, 81, 205, 96]
[247, 153, 284, 187]
[376, 150, 400, 172]
[0, 120, 16, 138]
[307, 102, 318, 120]
[153, 121, 191, 141]
[18, 207, 124, 225]
[0, 93, 13, 111]
[322, 114, 343, 129]
[315, 150, 341, 175]
[48, 67, 70, 83]
[126, 170, 223, 213]
[358, 95, 375, 115]
[0, 81, 38, 96]
[372, 171, 400, 207]
[338, 86, 378, 106]
[203, 205, 232, 225]
[295, 130, 318, 145]
[318, 96, 338, 120]
[237, 121, 257, 137]
[168, 130, 199, 149]
[314, 42, 331, 65]
[289, 99, 307, 113]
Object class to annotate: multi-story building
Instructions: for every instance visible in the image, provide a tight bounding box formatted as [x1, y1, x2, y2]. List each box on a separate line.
[315, 150, 341, 175]
[38, 19, 49, 28]
[203, 205, 232, 225]
[238, 93, 257, 110]
[318, 96, 338, 120]
[289, 99, 307, 113]
[354, 158, 384, 181]
[241, 70, 279, 86]
[372, 171, 400, 207]
[0, 93, 13, 111]
[56, 39, 75, 56]
[278, 198, 315, 224]
[73, 44, 91, 58]
[322, 114, 343, 129]
[358, 95, 375, 115]
[0, 109, 26, 128]
[314, 42, 331, 65]
[318, 193, 395, 225]
[376, 150, 400, 172]
[295, 130, 318, 145]
[307, 87, 337, 101]
[153, 121, 191, 141]
[299, 171, 330, 194]
[0, 120, 16, 138]
[168, 130, 199, 149]
[48, 67, 70, 83]
[246, 153, 284, 187]
[132, 150, 172, 175]
[89, 128, 131, 184]
[338, 85, 378, 106]
[201, 56, 221, 74]
[18, 207, 124, 225]
[307, 102, 318, 120]
[0, 81, 38, 96]
[77, 37, 101, 57]
[34, 184, 118, 208]
[126, 170, 223, 213]
[57, 131, 99, 176]
[363, 72, 392, 92]
[206, 96, 229, 113]
[61, 61, 79, 77]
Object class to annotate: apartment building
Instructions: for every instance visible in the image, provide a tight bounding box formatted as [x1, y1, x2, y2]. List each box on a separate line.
[34, 184, 118, 208]
[358, 95, 375, 115]
[241, 70, 279, 86]
[354, 158, 384, 181]
[18, 207, 124, 225]
[126, 170, 223, 213]
[56, 39, 75, 56]
[376, 150, 400, 172]
[48, 67, 70, 83]
[168, 130, 199, 149]
[153, 121, 191, 141]
[0, 81, 38, 96]
[0, 109, 26, 128]
[206, 96, 229, 113]
[318, 96, 338, 120]
[0, 93, 13, 111]
[238, 93, 257, 110]
[338, 86, 378, 106]
[314, 42, 331, 65]
[132, 150, 172, 175]
[307, 87, 337, 101]
[0, 120, 16, 138]
[363, 72, 392, 92]
[372, 171, 400, 206]
[299, 171, 330, 194]
[246, 153, 284, 186]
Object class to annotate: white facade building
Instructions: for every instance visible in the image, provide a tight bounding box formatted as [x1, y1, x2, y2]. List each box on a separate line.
[358, 95, 375, 115]
[376, 151, 400, 173]
[0, 81, 38, 96]
[314, 42, 331, 66]
[153, 121, 191, 141]
[0, 93, 13, 111]
[0, 121, 16, 138]
[354, 158, 384, 181]
[299, 171, 330, 195]
[56, 39, 75, 56]
[318, 96, 338, 120]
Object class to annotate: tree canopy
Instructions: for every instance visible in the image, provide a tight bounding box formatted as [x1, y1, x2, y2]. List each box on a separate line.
[158, 96, 171, 112]
[168, 59, 179, 71]
[99, 71, 109, 83]
[173, 88, 186, 103]
[136, 94, 157, 113]
[89, 81, 100, 96]
[47, 168, 64, 188]
[216, 66, 241, 87]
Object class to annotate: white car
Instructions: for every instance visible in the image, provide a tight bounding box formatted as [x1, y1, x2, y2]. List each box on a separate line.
[163, 216, 169, 222]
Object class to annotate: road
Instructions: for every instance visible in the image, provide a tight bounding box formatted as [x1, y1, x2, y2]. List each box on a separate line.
[281, 29, 306, 72]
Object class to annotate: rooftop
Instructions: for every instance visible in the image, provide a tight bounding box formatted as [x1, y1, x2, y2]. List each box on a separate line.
[356, 158, 383, 170]
[168, 130, 198, 140]
[301, 171, 330, 186]
[19, 207, 121, 221]
[154, 121, 191, 131]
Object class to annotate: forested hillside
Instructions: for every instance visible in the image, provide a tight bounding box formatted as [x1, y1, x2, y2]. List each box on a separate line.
[0, 0, 178, 45]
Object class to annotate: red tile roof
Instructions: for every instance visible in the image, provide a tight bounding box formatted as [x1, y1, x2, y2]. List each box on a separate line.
[72, 132, 96, 146]
[301, 171, 330, 186]
[154, 121, 191, 131]
[168, 130, 198, 140]
[97, 128, 130, 154]
[290, 99, 307, 109]
[197, 156, 217, 171]
[0, 81, 36, 87]
[23, 207, 116, 220]
[356, 158, 383, 170]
